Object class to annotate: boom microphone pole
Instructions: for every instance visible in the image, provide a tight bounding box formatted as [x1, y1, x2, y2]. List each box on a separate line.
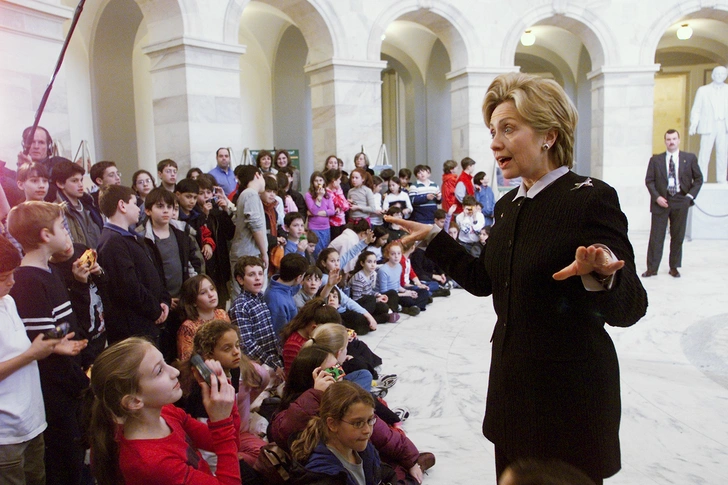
[23, 0, 86, 155]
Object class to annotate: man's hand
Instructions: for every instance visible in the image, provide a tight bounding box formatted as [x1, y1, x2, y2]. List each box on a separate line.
[553, 245, 624, 281]
[656, 196, 669, 208]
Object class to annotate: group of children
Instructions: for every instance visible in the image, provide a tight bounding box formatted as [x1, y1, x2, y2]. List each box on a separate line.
[0, 147, 607, 485]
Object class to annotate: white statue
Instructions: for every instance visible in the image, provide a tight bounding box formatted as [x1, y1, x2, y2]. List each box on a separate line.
[689, 66, 728, 183]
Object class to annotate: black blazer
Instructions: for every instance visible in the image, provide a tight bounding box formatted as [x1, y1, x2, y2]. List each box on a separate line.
[645, 151, 702, 212]
[426, 171, 647, 480]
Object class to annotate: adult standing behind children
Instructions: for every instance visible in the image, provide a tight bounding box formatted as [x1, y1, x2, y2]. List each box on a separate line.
[208, 147, 236, 196]
[230, 165, 269, 296]
[97, 185, 171, 345]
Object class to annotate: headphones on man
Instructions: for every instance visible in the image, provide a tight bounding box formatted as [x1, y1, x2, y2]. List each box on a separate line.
[21, 126, 53, 156]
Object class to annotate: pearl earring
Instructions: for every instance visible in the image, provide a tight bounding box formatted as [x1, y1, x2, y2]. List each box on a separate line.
[542, 143, 550, 150]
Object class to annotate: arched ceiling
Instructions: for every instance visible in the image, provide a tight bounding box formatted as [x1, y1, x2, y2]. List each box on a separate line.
[515, 25, 587, 83]
[381, 21, 437, 83]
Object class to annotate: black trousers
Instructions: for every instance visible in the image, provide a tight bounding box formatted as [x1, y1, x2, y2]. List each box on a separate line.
[646, 194, 690, 271]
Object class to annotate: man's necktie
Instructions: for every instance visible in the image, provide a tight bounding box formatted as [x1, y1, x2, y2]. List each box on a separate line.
[668, 155, 677, 196]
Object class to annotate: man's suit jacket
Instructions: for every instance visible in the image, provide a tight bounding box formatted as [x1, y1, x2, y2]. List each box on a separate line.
[645, 151, 703, 213]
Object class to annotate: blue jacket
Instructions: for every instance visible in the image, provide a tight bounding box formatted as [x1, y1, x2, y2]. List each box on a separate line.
[475, 185, 495, 226]
[264, 275, 299, 335]
[305, 441, 381, 485]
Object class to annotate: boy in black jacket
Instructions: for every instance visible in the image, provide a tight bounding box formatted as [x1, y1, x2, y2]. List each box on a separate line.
[97, 185, 171, 345]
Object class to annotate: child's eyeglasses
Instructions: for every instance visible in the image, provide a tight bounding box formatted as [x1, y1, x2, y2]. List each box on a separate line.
[340, 416, 377, 429]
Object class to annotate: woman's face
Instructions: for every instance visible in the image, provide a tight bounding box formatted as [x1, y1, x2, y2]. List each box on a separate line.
[350, 171, 362, 188]
[134, 173, 154, 197]
[276, 152, 289, 168]
[326, 157, 338, 170]
[489, 100, 553, 187]
[355, 154, 367, 168]
[258, 155, 272, 171]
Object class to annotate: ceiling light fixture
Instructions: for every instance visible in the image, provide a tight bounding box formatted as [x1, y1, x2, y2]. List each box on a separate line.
[676, 24, 693, 40]
[521, 30, 536, 47]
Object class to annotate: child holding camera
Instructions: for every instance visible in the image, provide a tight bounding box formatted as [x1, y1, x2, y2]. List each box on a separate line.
[88, 338, 241, 485]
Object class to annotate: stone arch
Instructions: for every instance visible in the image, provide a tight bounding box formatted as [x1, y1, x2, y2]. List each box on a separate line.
[500, 5, 614, 69]
[133, 0, 185, 45]
[223, 0, 339, 64]
[640, 2, 728, 65]
[367, 0, 481, 71]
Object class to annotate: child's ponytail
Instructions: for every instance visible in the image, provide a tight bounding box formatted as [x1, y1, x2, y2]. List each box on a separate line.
[87, 338, 150, 485]
[290, 415, 325, 462]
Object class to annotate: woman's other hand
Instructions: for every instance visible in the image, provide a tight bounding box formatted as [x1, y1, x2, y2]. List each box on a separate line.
[384, 216, 432, 245]
[553, 245, 624, 281]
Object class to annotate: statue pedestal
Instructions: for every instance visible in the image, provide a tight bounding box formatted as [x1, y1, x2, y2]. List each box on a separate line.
[689, 184, 728, 240]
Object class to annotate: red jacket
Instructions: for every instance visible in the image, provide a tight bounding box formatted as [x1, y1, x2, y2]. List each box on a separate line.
[454, 171, 475, 214]
[270, 389, 420, 477]
[441, 173, 458, 212]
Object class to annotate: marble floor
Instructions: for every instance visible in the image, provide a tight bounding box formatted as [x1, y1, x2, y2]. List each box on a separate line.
[356, 232, 728, 485]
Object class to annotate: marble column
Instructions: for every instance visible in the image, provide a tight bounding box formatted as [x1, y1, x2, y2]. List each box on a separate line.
[447, 67, 518, 172]
[588, 65, 660, 232]
[142, 37, 246, 174]
[305, 59, 387, 172]
[0, 0, 72, 166]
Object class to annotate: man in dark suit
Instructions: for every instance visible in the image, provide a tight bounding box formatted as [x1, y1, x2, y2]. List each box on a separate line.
[644, 129, 703, 278]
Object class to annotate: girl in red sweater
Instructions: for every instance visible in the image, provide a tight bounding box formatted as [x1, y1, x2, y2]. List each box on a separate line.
[88, 337, 240, 485]
[280, 297, 342, 376]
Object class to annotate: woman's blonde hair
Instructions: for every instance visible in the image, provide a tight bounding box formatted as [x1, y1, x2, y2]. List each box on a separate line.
[307, 323, 348, 355]
[88, 338, 152, 485]
[482, 72, 578, 168]
[290, 381, 375, 462]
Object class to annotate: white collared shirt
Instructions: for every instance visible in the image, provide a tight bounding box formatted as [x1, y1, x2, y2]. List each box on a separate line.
[513, 166, 569, 200]
[666, 150, 680, 193]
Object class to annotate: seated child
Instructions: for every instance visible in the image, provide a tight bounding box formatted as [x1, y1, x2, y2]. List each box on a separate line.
[376, 241, 429, 316]
[291, 382, 383, 483]
[400, 241, 439, 298]
[366, 225, 389, 262]
[294, 265, 337, 310]
[177, 274, 229, 361]
[385, 206, 406, 242]
[178, 320, 269, 470]
[349, 251, 399, 322]
[88, 338, 241, 485]
[264, 253, 308, 334]
[317, 248, 379, 333]
[280, 297, 341, 375]
[455, 195, 485, 258]
[228, 256, 284, 380]
[382, 176, 412, 217]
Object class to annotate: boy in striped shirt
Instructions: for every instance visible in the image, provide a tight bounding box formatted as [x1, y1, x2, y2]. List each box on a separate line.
[409, 164, 441, 223]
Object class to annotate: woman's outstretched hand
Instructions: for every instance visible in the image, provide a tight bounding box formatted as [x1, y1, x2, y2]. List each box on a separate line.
[553, 245, 625, 281]
[383, 215, 433, 246]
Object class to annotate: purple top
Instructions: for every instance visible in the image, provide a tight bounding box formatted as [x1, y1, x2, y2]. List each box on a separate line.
[304, 192, 334, 230]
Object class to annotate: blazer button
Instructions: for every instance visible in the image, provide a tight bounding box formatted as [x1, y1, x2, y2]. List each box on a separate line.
[508, 240, 512, 248]
[504, 281, 509, 288]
